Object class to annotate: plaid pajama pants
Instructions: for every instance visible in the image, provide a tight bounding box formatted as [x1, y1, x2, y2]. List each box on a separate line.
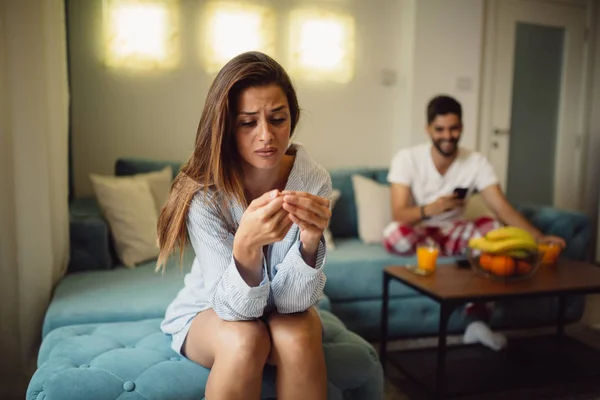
[383, 216, 503, 321]
[382, 216, 502, 256]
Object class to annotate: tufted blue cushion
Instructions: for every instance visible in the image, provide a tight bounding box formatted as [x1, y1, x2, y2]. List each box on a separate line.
[28, 312, 383, 400]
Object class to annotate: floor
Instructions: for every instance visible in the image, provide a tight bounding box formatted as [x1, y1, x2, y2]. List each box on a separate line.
[381, 323, 600, 400]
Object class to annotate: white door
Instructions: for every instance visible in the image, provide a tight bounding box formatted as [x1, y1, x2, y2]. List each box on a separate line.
[480, 0, 587, 211]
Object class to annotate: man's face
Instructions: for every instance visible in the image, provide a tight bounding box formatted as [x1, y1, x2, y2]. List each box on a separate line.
[427, 113, 462, 157]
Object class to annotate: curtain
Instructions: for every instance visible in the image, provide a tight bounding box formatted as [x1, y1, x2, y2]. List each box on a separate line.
[0, 0, 70, 397]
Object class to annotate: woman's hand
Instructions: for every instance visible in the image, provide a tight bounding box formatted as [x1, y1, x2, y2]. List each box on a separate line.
[281, 191, 331, 254]
[236, 190, 294, 251]
[539, 235, 566, 248]
[233, 190, 294, 286]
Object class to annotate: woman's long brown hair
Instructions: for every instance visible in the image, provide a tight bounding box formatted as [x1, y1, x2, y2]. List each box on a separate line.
[156, 52, 300, 271]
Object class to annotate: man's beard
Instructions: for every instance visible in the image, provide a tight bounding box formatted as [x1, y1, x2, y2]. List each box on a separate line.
[433, 138, 459, 157]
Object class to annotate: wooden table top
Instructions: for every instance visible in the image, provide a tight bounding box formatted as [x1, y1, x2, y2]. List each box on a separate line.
[385, 261, 600, 302]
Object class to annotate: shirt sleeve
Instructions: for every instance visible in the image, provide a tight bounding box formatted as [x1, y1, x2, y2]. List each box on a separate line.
[187, 194, 270, 321]
[474, 154, 499, 192]
[270, 173, 331, 314]
[387, 149, 413, 186]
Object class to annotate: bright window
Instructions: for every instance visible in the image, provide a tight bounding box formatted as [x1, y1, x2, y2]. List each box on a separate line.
[202, 2, 275, 73]
[289, 10, 355, 83]
[103, 0, 179, 70]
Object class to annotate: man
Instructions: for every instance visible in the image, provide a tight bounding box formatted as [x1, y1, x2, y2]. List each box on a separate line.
[384, 95, 565, 350]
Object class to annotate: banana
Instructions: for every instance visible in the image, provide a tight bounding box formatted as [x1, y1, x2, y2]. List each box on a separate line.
[468, 237, 537, 254]
[485, 226, 535, 244]
[505, 249, 530, 259]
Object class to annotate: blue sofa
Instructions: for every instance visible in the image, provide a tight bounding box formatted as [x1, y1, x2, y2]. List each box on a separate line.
[28, 159, 591, 400]
[53, 160, 592, 340]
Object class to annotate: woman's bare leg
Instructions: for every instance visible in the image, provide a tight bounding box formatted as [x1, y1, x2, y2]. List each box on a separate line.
[267, 307, 327, 400]
[184, 309, 271, 400]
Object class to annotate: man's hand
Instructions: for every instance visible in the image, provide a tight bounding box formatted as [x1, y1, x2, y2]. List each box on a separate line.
[539, 235, 566, 248]
[427, 194, 464, 216]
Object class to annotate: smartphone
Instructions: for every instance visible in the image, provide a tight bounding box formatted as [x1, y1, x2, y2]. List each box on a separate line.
[453, 187, 468, 200]
[455, 257, 471, 269]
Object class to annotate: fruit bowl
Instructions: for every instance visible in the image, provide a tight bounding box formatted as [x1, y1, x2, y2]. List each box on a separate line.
[466, 247, 543, 282]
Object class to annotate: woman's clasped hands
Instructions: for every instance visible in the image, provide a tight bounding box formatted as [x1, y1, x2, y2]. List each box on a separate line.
[236, 189, 331, 253]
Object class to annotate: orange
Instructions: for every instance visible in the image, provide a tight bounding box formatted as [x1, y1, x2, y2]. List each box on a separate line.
[516, 261, 532, 275]
[489, 255, 516, 276]
[479, 253, 494, 271]
[538, 243, 561, 266]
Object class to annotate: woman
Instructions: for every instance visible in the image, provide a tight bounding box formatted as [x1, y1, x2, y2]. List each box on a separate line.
[157, 51, 332, 400]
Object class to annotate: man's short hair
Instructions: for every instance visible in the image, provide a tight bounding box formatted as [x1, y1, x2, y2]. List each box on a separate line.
[427, 95, 462, 124]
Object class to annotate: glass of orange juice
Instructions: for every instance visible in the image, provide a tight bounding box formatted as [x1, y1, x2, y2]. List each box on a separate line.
[538, 241, 562, 266]
[416, 243, 440, 274]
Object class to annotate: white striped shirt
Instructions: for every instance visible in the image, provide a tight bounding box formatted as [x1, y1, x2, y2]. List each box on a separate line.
[161, 144, 331, 335]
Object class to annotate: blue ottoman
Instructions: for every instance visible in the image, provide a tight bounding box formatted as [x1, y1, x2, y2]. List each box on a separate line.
[27, 311, 383, 400]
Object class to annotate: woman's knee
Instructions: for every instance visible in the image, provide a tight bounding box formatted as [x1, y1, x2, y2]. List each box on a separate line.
[268, 309, 323, 360]
[217, 319, 271, 362]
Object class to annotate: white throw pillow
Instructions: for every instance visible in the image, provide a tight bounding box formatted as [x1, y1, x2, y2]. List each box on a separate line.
[324, 189, 341, 250]
[351, 175, 392, 244]
[90, 166, 172, 267]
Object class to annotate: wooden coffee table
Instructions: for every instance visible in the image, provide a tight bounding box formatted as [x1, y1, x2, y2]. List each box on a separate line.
[379, 261, 600, 399]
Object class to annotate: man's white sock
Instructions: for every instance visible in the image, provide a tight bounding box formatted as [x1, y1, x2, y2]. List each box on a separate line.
[463, 321, 507, 351]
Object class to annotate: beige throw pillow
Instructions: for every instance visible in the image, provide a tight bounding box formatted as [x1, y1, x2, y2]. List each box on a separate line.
[351, 175, 392, 244]
[462, 193, 495, 220]
[90, 166, 172, 267]
[142, 166, 173, 215]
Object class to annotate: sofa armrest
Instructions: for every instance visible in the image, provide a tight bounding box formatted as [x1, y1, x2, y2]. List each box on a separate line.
[68, 198, 114, 273]
[516, 205, 591, 261]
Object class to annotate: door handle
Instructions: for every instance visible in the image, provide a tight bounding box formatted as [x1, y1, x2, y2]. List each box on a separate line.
[494, 128, 511, 136]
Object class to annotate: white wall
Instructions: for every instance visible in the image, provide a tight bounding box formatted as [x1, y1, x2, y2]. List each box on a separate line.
[70, 0, 488, 196]
[410, 0, 485, 147]
[583, 0, 600, 261]
[69, 0, 410, 196]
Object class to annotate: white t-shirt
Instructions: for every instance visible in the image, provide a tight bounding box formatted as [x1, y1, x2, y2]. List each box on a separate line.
[387, 143, 498, 225]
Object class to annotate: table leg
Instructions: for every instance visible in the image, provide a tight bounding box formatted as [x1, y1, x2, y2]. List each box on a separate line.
[435, 302, 453, 400]
[557, 295, 566, 339]
[379, 272, 391, 373]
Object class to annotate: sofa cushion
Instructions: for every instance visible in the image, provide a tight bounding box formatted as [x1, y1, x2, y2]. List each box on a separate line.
[90, 174, 160, 268]
[42, 252, 192, 337]
[372, 168, 389, 185]
[44, 249, 333, 338]
[29, 313, 383, 400]
[324, 238, 456, 302]
[115, 158, 182, 180]
[69, 198, 113, 273]
[351, 174, 392, 244]
[328, 168, 375, 238]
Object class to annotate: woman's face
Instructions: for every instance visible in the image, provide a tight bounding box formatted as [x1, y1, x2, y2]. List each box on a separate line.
[234, 84, 291, 172]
